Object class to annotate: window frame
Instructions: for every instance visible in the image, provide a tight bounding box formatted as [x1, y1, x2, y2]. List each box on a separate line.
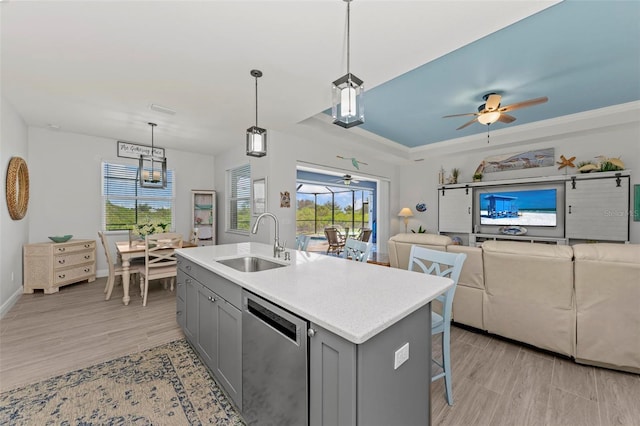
[101, 161, 176, 232]
[226, 163, 251, 234]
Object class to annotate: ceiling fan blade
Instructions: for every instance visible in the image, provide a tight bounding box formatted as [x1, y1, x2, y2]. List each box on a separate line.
[497, 113, 516, 123]
[456, 117, 479, 130]
[499, 96, 548, 113]
[443, 112, 478, 118]
[485, 93, 501, 111]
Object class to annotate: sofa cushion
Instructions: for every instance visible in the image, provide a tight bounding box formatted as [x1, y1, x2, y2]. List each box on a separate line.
[447, 245, 484, 290]
[388, 233, 452, 270]
[482, 240, 575, 357]
[573, 243, 640, 373]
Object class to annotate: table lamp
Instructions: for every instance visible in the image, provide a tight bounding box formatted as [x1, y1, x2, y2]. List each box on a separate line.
[398, 207, 414, 233]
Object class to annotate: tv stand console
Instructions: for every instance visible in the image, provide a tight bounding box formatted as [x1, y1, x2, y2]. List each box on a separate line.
[438, 170, 630, 245]
[470, 233, 568, 246]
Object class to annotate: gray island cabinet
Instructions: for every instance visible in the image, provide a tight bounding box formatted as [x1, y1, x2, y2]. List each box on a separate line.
[176, 242, 452, 425]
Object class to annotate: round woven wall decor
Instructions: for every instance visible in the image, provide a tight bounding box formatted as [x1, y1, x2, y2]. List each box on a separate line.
[5, 156, 30, 220]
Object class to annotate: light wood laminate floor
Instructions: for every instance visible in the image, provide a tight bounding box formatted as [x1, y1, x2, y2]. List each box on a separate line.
[2, 278, 639, 426]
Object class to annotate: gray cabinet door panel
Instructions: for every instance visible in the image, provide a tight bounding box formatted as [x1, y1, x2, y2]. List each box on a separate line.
[197, 284, 217, 369]
[215, 300, 242, 410]
[184, 276, 199, 343]
[309, 323, 356, 426]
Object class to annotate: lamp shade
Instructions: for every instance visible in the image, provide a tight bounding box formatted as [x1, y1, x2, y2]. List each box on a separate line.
[398, 207, 414, 217]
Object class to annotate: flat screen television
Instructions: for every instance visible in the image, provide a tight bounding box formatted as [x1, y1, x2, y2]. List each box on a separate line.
[479, 188, 557, 227]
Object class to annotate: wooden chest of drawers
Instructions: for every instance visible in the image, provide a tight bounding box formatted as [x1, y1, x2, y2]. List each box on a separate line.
[23, 239, 96, 294]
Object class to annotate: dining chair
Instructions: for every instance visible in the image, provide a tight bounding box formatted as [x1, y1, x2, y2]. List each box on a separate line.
[98, 231, 143, 301]
[295, 235, 311, 251]
[407, 246, 466, 405]
[324, 227, 345, 256]
[139, 232, 183, 307]
[342, 238, 371, 262]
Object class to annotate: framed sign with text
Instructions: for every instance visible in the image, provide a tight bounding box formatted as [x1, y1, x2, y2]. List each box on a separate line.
[117, 141, 165, 160]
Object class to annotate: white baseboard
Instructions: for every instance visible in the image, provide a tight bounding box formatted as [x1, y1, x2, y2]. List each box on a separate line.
[0, 286, 23, 319]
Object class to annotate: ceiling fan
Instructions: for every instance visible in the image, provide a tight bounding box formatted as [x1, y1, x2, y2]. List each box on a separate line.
[335, 174, 360, 185]
[443, 93, 548, 130]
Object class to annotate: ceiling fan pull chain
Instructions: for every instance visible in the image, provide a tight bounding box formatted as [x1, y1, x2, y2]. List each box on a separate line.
[487, 124, 490, 144]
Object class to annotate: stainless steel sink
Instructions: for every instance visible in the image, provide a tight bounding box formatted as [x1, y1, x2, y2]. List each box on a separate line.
[217, 256, 287, 273]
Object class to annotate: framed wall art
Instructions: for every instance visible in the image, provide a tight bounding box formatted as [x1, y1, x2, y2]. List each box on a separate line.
[252, 177, 266, 215]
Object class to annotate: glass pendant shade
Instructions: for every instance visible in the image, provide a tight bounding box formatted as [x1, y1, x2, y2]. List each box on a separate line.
[246, 125, 267, 157]
[332, 73, 364, 128]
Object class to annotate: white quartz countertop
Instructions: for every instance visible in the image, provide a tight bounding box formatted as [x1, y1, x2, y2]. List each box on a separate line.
[176, 242, 453, 344]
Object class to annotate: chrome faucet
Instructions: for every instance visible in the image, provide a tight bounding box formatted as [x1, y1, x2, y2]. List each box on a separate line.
[252, 212, 285, 258]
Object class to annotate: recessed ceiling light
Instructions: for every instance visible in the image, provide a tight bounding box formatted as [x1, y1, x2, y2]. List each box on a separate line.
[47, 123, 60, 130]
[149, 104, 176, 115]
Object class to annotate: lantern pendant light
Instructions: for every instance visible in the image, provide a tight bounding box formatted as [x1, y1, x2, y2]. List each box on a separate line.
[139, 122, 167, 188]
[332, 0, 364, 128]
[246, 69, 267, 157]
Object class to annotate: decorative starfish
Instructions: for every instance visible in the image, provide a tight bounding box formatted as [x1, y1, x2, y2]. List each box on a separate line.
[556, 155, 576, 170]
[337, 156, 368, 170]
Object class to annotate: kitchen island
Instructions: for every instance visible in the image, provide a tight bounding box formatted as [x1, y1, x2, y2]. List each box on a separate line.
[176, 242, 453, 425]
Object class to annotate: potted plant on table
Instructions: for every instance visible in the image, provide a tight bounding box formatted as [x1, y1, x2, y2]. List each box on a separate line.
[473, 172, 483, 182]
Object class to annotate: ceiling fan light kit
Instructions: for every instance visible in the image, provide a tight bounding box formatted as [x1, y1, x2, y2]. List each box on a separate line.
[443, 92, 548, 131]
[247, 69, 267, 157]
[332, 0, 364, 129]
[139, 122, 168, 189]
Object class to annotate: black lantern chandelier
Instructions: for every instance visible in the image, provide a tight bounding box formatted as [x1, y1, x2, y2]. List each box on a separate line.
[332, 0, 364, 128]
[139, 122, 167, 188]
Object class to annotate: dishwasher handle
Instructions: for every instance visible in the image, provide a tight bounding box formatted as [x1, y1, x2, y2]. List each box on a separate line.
[245, 296, 303, 346]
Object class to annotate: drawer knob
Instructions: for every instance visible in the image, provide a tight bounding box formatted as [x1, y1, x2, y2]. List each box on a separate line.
[58, 247, 66, 252]
[58, 274, 66, 279]
[84, 244, 91, 248]
[84, 268, 90, 273]
[58, 259, 66, 264]
[84, 255, 91, 259]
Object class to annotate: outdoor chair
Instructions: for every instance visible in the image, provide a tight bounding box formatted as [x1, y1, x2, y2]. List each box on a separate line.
[324, 227, 345, 256]
[357, 228, 372, 242]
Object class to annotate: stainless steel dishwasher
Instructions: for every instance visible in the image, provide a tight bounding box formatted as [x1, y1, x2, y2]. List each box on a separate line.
[242, 290, 308, 425]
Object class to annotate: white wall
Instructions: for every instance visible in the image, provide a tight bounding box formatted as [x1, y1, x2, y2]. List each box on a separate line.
[214, 117, 401, 252]
[1, 97, 29, 316]
[27, 127, 216, 277]
[398, 102, 640, 243]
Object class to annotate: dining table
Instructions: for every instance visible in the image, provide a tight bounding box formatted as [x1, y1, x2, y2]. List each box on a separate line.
[115, 240, 196, 305]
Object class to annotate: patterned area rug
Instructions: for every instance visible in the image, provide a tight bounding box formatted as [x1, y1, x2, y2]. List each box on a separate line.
[0, 339, 244, 425]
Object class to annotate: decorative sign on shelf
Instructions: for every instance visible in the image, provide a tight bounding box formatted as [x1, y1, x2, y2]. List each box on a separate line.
[117, 141, 165, 160]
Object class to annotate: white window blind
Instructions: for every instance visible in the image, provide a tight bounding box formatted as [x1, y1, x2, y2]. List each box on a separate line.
[228, 164, 251, 232]
[102, 162, 175, 231]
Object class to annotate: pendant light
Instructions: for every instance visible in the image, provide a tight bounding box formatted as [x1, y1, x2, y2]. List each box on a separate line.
[139, 122, 167, 188]
[332, 0, 364, 128]
[246, 69, 267, 157]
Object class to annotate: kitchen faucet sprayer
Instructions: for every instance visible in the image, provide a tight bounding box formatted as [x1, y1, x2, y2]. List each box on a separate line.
[252, 212, 286, 258]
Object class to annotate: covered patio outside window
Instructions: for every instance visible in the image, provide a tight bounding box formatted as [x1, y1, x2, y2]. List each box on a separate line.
[296, 182, 373, 240]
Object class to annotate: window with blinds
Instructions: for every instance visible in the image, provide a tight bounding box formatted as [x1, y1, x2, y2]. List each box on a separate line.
[102, 162, 175, 231]
[228, 163, 251, 232]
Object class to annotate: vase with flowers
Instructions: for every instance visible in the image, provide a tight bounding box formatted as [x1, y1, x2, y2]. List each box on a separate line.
[133, 221, 168, 239]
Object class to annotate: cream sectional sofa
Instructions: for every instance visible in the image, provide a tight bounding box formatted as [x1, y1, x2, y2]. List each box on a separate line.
[387, 233, 640, 373]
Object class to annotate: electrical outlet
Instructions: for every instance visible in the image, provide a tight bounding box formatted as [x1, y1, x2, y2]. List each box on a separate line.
[394, 342, 410, 369]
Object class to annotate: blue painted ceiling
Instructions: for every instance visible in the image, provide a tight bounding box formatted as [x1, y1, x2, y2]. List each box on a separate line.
[352, 0, 640, 148]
